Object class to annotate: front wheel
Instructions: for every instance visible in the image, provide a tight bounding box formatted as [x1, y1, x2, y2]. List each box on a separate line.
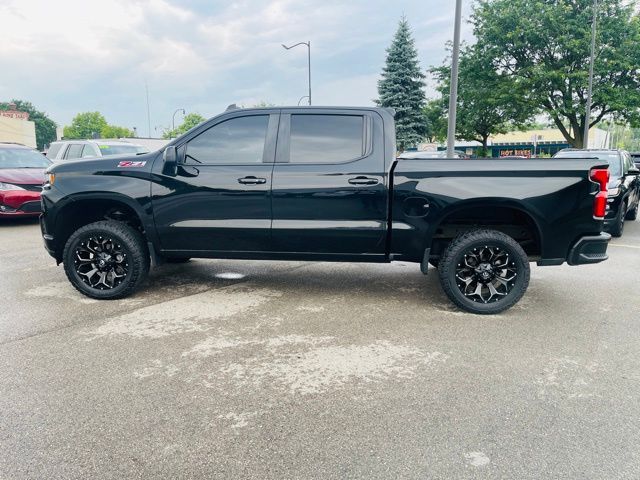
[63, 220, 150, 299]
[438, 229, 531, 315]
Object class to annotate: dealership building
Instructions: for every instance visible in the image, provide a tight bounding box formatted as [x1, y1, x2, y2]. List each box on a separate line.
[0, 103, 37, 148]
[435, 127, 610, 157]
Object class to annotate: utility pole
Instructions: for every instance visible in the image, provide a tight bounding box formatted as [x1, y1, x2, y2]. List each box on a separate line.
[583, 0, 598, 148]
[446, 0, 463, 157]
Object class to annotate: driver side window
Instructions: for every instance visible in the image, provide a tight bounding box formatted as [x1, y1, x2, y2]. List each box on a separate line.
[185, 115, 269, 165]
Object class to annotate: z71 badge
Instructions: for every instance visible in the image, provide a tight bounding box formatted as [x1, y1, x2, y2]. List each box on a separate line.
[117, 161, 146, 168]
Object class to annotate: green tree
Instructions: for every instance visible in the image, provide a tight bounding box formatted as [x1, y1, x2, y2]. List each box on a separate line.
[163, 112, 207, 139]
[0, 100, 57, 150]
[473, 0, 640, 147]
[63, 112, 108, 139]
[376, 17, 427, 151]
[422, 99, 448, 143]
[431, 44, 533, 151]
[100, 124, 134, 138]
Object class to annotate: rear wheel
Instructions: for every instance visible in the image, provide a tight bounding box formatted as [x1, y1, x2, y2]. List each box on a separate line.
[63, 220, 149, 299]
[438, 229, 530, 315]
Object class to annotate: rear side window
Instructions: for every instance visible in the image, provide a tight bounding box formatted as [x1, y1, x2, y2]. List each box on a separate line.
[47, 143, 62, 158]
[289, 114, 365, 163]
[82, 145, 97, 158]
[65, 144, 84, 159]
[185, 115, 269, 164]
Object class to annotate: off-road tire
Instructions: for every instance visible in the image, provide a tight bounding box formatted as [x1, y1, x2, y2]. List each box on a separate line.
[63, 220, 150, 300]
[438, 229, 530, 315]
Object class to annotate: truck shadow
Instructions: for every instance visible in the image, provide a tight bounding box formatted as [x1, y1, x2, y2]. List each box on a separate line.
[143, 259, 448, 307]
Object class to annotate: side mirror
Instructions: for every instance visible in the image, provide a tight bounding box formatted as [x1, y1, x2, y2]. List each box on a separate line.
[163, 146, 177, 165]
[629, 167, 640, 176]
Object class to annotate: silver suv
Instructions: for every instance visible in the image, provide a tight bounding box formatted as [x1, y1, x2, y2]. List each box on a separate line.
[46, 140, 149, 161]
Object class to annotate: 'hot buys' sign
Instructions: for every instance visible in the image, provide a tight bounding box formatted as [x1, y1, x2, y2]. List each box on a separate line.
[0, 103, 29, 121]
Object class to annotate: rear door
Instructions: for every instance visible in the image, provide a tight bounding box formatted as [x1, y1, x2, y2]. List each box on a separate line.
[152, 111, 279, 253]
[270, 109, 388, 256]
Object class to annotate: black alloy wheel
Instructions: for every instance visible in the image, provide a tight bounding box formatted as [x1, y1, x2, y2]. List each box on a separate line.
[454, 245, 517, 304]
[74, 236, 129, 290]
[63, 220, 149, 299]
[438, 229, 530, 315]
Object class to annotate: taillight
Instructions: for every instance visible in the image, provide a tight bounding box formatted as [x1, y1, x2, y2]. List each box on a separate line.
[590, 167, 609, 220]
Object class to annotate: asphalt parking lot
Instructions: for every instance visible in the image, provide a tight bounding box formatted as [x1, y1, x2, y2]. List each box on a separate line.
[1, 219, 639, 479]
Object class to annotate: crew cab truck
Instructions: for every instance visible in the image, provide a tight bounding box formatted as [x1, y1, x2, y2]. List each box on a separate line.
[41, 106, 611, 314]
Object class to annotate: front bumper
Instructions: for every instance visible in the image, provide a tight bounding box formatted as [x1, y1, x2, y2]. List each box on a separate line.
[602, 194, 622, 231]
[567, 233, 611, 266]
[0, 190, 42, 217]
[40, 214, 58, 260]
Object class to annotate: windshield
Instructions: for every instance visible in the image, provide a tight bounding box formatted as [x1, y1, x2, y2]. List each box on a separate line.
[97, 144, 149, 156]
[0, 148, 52, 169]
[554, 151, 622, 177]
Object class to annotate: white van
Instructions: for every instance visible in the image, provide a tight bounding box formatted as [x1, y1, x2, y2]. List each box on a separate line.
[46, 140, 149, 161]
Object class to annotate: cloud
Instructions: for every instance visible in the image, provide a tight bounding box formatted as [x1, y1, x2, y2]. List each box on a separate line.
[0, 0, 469, 131]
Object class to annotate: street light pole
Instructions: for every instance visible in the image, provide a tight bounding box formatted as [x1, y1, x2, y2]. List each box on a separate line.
[446, 0, 463, 158]
[583, 0, 598, 148]
[282, 41, 311, 105]
[172, 108, 185, 133]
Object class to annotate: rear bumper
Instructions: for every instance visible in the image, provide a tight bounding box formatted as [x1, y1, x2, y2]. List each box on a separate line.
[567, 233, 611, 266]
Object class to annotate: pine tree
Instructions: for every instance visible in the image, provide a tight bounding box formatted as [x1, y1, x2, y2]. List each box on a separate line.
[377, 17, 427, 151]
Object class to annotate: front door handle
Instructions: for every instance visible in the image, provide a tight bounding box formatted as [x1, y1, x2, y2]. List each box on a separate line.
[238, 176, 267, 185]
[348, 176, 379, 186]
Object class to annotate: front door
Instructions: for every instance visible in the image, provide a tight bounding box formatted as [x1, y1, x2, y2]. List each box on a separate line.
[270, 110, 388, 256]
[152, 112, 278, 253]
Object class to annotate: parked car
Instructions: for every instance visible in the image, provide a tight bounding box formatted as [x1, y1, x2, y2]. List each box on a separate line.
[42, 106, 611, 314]
[0, 143, 51, 218]
[554, 149, 640, 236]
[46, 140, 149, 161]
[398, 150, 468, 159]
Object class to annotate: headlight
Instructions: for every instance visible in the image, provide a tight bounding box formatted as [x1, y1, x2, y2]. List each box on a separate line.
[0, 182, 24, 191]
[607, 187, 620, 197]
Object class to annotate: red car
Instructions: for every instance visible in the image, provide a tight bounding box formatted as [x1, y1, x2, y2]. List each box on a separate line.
[0, 143, 51, 218]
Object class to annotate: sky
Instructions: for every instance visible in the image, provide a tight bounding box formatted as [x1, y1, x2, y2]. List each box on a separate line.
[0, 0, 474, 137]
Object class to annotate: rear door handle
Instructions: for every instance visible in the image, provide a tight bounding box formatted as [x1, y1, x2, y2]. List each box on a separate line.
[348, 176, 379, 186]
[238, 176, 267, 185]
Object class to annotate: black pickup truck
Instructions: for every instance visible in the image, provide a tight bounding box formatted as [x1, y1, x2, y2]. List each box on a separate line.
[41, 106, 611, 314]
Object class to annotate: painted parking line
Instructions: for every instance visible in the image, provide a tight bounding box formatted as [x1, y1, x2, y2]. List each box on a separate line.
[609, 244, 640, 249]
